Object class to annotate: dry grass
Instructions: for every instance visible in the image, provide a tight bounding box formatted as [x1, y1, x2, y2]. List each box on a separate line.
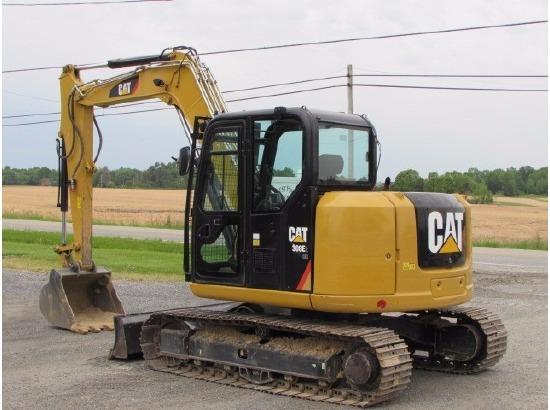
[3, 185, 186, 228]
[471, 195, 547, 242]
[3, 186, 548, 243]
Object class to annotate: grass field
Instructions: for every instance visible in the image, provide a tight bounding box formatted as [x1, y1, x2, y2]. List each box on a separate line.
[3, 185, 548, 247]
[3, 186, 186, 229]
[2, 230, 184, 281]
[3, 228, 544, 283]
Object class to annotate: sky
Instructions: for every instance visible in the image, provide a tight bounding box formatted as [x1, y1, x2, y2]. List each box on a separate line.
[2, 0, 548, 180]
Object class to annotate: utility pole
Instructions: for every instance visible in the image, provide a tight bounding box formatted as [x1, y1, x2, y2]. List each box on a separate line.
[347, 64, 354, 178]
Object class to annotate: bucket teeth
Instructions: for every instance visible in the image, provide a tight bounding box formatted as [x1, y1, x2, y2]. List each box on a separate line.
[39, 268, 124, 334]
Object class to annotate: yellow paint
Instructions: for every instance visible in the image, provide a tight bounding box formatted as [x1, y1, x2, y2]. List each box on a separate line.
[190, 283, 313, 310]
[292, 235, 305, 243]
[431, 276, 466, 299]
[402, 262, 416, 271]
[191, 191, 473, 313]
[439, 236, 460, 253]
[58, 51, 226, 269]
[310, 285, 472, 313]
[314, 192, 396, 296]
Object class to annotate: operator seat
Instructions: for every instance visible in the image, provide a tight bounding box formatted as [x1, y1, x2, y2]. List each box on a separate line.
[319, 154, 344, 182]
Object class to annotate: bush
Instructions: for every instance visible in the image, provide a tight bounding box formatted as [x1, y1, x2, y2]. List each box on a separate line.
[468, 183, 493, 204]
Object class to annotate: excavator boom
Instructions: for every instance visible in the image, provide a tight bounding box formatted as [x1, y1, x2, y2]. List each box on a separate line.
[40, 47, 227, 333]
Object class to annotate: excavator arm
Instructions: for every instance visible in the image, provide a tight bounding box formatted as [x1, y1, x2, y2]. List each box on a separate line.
[58, 48, 225, 268]
[40, 48, 227, 333]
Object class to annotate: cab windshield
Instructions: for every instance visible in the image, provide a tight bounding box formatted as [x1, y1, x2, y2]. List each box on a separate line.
[318, 122, 371, 184]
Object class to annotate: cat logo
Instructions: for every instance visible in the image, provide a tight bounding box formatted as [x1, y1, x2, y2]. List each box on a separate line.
[109, 76, 139, 97]
[289, 226, 308, 243]
[117, 81, 133, 96]
[289, 226, 308, 253]
[428, 211, 464, 254]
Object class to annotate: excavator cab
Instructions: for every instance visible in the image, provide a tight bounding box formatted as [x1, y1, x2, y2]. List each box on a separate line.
[184, 107, 377, 294]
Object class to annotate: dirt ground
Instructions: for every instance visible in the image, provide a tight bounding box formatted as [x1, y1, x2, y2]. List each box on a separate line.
[2, 186, 547, 240]
[2, 247, 548, 409]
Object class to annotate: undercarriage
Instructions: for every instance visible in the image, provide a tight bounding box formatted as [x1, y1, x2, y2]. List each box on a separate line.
[113, 304, 506, 407]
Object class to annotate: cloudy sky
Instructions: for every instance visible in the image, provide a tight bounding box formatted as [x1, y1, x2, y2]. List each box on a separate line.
[2, 0, 548, 180]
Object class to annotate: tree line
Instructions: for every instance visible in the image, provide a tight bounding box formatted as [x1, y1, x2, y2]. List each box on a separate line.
[391, 166, 547, 203]
[3, 162, 188, 189]
[3, 163, 547, 202]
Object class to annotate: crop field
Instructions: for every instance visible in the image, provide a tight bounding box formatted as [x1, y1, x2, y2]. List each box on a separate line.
[3, 185, 548, 245]
[3, 185, 187, 228]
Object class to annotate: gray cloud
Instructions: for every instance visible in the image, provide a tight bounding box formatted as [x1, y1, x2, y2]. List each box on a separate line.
[2, 0, 548, 179]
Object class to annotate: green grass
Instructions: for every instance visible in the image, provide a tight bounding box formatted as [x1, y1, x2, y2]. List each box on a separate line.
[4, 228, 546, 283]
[2, 229, 185, 281]
[473, 237, 548, 251]
[2, 211, 184, 230]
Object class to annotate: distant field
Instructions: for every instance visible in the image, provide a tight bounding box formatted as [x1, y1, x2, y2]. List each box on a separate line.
[3, 185, 547, 244]
[3, 185, 186, 228]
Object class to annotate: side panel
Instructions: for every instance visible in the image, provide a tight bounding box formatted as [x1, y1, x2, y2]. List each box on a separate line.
[313, 192, 396, 296]
[189, 283, 313, 310]
[310, 192, 472, 313]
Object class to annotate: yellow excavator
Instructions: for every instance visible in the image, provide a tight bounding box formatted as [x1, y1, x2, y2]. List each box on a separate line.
[40, 46, 507, 407]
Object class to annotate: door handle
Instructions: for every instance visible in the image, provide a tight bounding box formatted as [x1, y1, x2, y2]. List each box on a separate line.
[197, 224, 210, 239]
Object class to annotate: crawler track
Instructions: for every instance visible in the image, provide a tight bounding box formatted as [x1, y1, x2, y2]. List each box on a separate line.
[413, 306, 507, 374]
[140, 308, 413, 407]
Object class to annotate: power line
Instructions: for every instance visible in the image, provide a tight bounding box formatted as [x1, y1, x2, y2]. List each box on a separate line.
[3, 90, 59, 102]
[4, 82, 547, 125]
[3, 0, 171, 6]
[3, 111, 60, 118]
[201, 19, 547, 56]
[3, 107, 174, 126]
[2, 63, 99, 73]
[4, 72, 547, 117]
[223, 73, 549, 93]
[3, 19, 547, 73]
[3, 119, 60, 126]
[2, 100, 162, 118]
[354, 83, 548, 92]
[225, 83, 548, 102]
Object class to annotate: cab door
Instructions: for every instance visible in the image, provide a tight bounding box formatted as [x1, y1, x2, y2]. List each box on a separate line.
[192, 121, 245, 285]
[246, 116, 315, 292]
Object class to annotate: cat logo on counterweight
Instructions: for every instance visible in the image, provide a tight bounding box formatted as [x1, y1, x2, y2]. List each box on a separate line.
[428, 211, 464, 254]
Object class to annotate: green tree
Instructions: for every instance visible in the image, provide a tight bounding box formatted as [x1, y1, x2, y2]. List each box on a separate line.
[393, 169, 423, 192]
[526, 167, 548, 195]
[273, 167, 296, 177]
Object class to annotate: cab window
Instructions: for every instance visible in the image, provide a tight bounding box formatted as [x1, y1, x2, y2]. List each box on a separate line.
[253, 119, 303, 212]
[318, 123, 371, 184]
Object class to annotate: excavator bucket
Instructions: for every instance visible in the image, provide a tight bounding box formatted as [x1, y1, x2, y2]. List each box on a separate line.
[39, 267, 124, 334]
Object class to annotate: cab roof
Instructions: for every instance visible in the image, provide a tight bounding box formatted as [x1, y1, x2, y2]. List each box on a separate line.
[213, 107, 372, 128]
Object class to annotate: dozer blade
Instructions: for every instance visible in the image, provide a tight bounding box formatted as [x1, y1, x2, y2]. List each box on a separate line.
[109, 302, 245, 360]
[39, 267, 125, 334]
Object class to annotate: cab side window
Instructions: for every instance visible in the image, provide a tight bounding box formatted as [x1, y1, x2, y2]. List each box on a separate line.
[202, 128, 239, 212]
[253, 119, 303, 212]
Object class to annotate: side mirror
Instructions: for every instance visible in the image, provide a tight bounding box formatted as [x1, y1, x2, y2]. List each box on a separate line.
[175, 146, 191, 176]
